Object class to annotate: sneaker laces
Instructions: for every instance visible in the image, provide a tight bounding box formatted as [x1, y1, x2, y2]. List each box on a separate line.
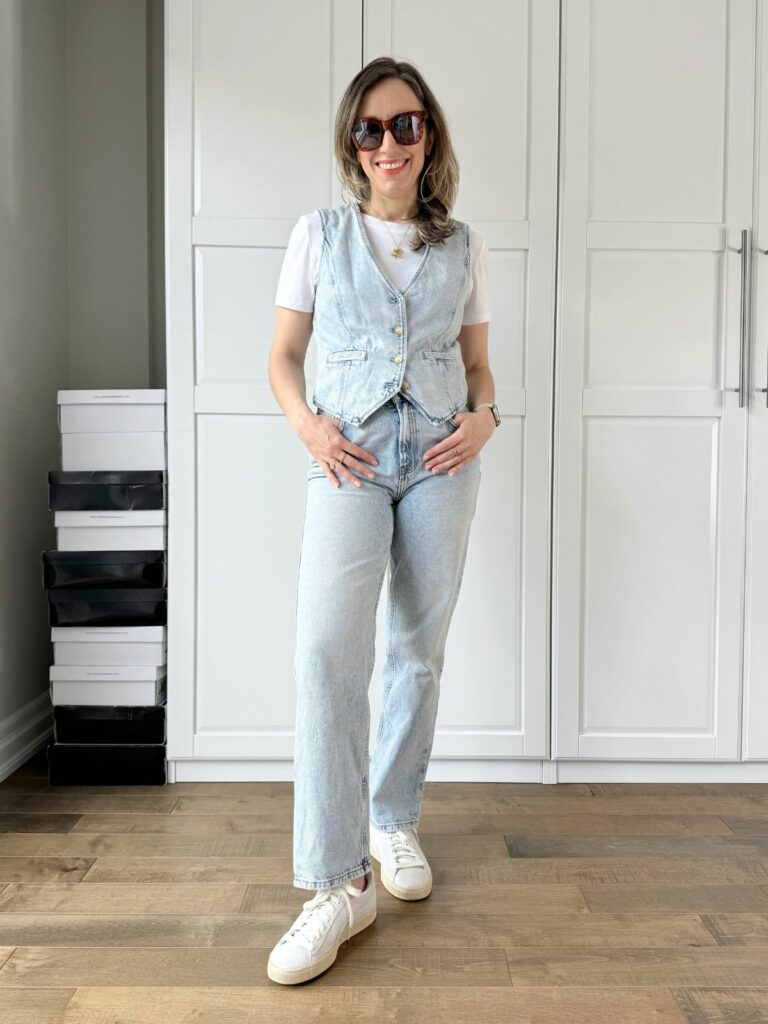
[383, 828, 426, 873]
[284, 885, 356, 952]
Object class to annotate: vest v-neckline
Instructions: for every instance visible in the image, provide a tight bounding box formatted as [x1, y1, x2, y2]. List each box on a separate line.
[352, 202, 431, 298]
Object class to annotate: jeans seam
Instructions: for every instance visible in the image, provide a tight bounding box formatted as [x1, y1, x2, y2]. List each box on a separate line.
[365, 554, 391, 862]
[375, 551, 398, 753]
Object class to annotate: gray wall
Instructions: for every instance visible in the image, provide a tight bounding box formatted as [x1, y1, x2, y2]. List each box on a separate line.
[0, 0, 164, 779]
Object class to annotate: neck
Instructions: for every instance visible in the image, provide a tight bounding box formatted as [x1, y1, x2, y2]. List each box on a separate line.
[359, 196, 418, 222]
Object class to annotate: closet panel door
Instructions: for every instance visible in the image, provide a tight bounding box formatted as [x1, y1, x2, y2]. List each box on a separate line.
[553, 0, 755, 760]
[166, 0, 361, 762]
[365, 0, 560, 762]
[744, 0, 768, 761]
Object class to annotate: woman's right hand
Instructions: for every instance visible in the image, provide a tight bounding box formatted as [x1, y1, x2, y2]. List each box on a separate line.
[301, 412, 379, 488]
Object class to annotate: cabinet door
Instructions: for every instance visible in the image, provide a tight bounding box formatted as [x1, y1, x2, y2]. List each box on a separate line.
[364, 0, 560, 762]
[744, 0, 768, 761]
[553, 0, 755, 760]
[166, 0, 361, 762]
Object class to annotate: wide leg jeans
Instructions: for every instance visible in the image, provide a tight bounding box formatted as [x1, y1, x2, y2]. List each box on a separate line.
[292, 393, 481, 890]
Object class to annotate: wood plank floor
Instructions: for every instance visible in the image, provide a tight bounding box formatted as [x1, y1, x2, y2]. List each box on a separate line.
[1, 749, 768, 1023]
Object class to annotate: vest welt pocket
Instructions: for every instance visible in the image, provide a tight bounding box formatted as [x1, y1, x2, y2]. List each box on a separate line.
[421, 349, 457, 363]
[326, 348, 368, 364]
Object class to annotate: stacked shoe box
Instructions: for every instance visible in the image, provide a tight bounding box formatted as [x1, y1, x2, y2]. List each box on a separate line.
[43, 390, 168, 785]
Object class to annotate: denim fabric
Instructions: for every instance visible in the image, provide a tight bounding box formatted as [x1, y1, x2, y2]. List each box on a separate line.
[292, 393, 481, 889]
[310, 202, 472, 426]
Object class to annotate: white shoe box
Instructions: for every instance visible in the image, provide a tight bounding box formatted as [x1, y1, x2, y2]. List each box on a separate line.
[51, 625, 167, 666]
[58, 389, 166, 432]
[49, 664, 167, 706]
[54, 510, 167, 550]
[58, 389, 166, 471]
[61, 432, 166, 471]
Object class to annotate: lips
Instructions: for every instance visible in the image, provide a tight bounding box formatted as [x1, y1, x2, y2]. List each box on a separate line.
[376, 158, 409, 175]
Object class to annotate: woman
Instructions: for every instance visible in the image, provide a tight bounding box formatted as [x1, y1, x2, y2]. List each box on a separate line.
[266, 56, 499, 985]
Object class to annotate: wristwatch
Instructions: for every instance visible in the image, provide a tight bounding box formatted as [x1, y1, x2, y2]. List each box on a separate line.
[474, 402, 501, 427]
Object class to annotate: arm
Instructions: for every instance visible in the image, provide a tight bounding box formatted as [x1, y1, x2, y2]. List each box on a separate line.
[267, 306, 316, 438]
[456, 320, 497, 428]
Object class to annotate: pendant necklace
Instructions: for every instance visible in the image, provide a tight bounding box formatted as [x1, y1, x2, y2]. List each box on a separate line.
[382, 218, 415, 259]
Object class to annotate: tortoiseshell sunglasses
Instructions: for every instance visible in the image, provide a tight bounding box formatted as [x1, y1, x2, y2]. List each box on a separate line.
[351, 110, 429, 151]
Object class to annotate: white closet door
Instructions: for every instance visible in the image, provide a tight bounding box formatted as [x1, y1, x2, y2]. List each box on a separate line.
[553, 0, 756, 760]
[744, 0, 768, 761]
[365, 0, 560, 764]
[166, 0, 361, 767]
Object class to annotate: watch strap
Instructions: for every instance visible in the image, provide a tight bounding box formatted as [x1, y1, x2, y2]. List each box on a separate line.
[474, 402, 500, 426]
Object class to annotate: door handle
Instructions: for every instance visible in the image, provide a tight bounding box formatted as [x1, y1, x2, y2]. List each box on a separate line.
[726, 229, 751, 406]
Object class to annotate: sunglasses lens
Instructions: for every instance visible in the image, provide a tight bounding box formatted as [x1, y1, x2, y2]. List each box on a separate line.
[392, 113, 420, 145]
[353, 120, 382, 151]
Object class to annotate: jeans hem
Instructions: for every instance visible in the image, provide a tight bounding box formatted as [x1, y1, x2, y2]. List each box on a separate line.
[293, 856, 372, 891]
[371, 817, 419, 834]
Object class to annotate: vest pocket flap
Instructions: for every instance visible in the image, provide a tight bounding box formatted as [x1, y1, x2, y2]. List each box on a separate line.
[421, 348, 458, 362]
[326, 348, 368, 364]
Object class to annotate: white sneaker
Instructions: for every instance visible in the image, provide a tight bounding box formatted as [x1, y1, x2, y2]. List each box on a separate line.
[267, 868, 376, 985]
[369, 821, 432, 900]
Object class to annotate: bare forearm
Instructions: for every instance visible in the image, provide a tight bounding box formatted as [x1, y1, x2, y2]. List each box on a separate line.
[466, 365, 495, 411]
[268, 352, 315, 437]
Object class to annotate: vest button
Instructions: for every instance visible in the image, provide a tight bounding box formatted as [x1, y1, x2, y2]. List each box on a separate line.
[393, 354, 402, 364]
[393, 325, 403, 335]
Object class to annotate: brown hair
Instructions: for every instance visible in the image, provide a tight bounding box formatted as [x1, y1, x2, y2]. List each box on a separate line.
[333, 56, 460, 249]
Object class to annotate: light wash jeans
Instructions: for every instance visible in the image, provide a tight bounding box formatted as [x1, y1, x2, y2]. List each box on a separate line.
[292, 393, 482, 890]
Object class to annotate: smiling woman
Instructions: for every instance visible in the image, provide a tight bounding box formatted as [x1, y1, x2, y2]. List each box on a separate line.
[267, 55, 497, 986]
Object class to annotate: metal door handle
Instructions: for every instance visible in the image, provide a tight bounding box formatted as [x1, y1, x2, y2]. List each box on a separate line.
[726, 228, 751, 407]
[738, 228, 750, 408]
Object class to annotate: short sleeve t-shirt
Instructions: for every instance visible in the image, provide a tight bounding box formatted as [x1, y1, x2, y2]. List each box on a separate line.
[275, 210, 491, 326]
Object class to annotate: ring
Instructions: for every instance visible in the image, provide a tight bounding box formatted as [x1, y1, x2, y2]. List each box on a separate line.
[453, 445, 461, 459]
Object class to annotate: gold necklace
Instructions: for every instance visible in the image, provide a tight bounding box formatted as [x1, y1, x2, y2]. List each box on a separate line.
[362, 205, 416, 258]
[381, 219, 415, 259]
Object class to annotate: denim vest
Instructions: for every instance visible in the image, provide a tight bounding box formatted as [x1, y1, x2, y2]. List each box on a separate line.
[310, 202, 471, 426]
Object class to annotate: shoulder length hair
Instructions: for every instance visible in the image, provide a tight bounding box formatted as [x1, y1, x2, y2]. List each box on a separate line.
[333, 56, 460, 250]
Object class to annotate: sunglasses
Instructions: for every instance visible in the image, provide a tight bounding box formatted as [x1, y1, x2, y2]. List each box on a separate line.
[351, 110, 429, 151]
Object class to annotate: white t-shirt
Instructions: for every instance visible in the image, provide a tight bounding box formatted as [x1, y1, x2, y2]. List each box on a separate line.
[275, 210, 491, 325]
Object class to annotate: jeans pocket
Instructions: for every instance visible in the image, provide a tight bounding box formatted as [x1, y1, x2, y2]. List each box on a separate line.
[448, 403, 469, 429]
[316, 407, 344, 432]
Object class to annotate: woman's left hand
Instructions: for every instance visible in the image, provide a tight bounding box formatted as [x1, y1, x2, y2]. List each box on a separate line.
[423, 408, 496, 476]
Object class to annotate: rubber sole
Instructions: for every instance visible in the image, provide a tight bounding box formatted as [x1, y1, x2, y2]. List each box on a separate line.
[369, 834, 433, 900]
[267, 901, 377, 985]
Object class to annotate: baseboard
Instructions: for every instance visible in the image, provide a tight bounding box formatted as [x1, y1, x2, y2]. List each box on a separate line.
[0, 693, 53, 783]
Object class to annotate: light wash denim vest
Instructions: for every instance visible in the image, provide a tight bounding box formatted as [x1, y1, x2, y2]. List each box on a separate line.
[310, 202, 471, 426]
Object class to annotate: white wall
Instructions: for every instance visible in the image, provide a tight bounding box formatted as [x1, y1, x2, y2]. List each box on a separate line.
[0, 0, 164, 779]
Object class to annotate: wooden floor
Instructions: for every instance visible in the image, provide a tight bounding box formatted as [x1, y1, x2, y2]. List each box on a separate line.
[1, 750, 768, 1023]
